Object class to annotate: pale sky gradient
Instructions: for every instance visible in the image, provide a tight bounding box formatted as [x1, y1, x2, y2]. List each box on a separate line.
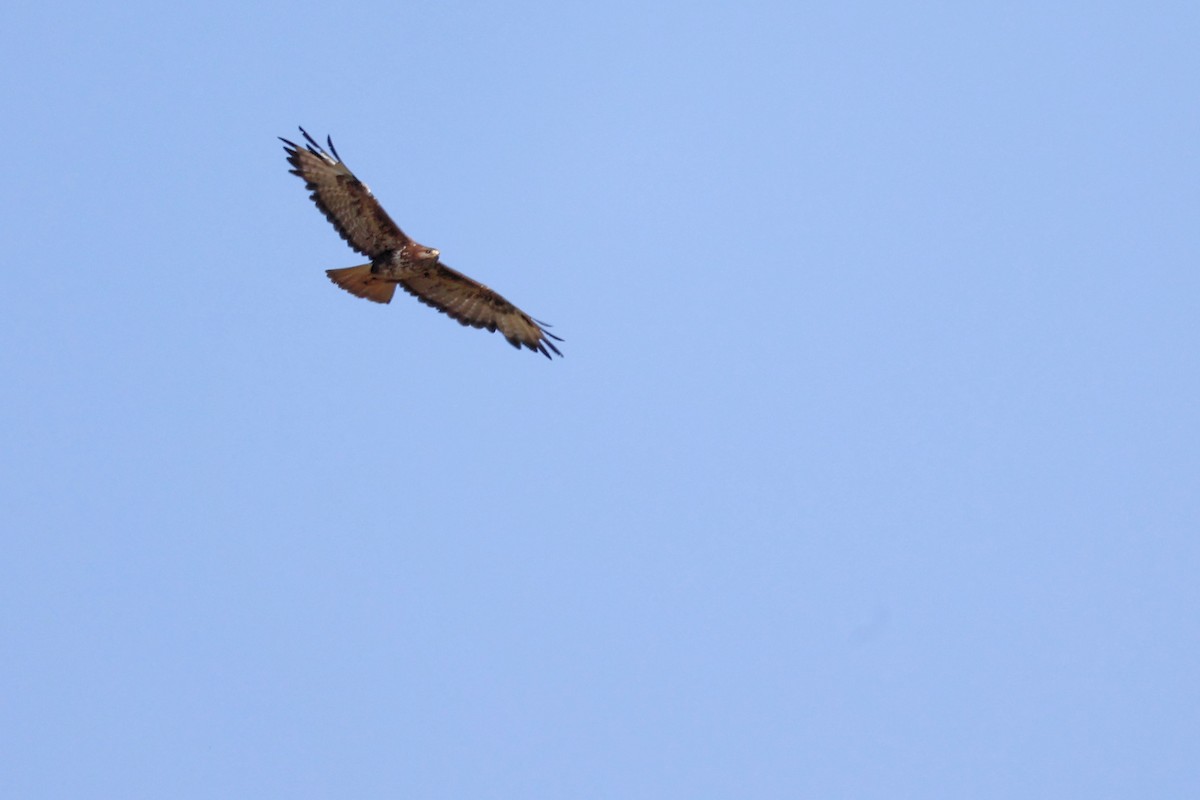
[2, 1, 1198, 797]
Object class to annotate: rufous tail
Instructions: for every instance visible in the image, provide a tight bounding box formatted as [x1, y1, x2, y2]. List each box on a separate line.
[325, 264, 397, 304]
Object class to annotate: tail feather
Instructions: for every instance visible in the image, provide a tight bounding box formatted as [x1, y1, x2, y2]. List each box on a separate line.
[325, 264, 396, 304]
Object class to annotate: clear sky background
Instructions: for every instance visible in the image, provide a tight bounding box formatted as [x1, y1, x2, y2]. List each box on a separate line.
[2, 1, 1198, 797]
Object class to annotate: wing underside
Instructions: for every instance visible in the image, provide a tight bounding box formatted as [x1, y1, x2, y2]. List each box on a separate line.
[400, 263, 563, 359]
[280, 128, 409, 258]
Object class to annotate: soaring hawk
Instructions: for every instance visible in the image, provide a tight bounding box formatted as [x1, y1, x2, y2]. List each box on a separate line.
[281, 128, 563, 359]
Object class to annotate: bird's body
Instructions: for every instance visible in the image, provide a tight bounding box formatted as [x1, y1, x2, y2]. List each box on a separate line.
[280, 128, 562, 358]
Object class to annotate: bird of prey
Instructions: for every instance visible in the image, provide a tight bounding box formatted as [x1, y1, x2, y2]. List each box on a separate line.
[281, 128, 563, 358]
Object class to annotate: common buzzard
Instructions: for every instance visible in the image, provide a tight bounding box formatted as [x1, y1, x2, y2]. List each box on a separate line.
[281, 128, 563, 359]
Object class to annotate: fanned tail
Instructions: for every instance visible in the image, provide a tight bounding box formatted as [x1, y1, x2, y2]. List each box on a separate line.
[325, 264, 396, 304]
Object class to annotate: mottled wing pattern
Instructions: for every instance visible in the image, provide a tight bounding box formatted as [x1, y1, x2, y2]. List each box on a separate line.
[280, 128, 408, 257]
[399, 263, 564, 359]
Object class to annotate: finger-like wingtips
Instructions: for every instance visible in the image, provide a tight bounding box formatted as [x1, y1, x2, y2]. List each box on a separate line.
[285, 126, 342, 166]
[533, 320, 564, 359]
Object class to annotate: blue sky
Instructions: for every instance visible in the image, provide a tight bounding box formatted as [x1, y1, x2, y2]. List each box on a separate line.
[2, 1, 1198, 797]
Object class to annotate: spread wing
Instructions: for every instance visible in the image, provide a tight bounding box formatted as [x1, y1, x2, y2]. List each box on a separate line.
[400, 263, 563, 359]
[280, 128, 408, 258]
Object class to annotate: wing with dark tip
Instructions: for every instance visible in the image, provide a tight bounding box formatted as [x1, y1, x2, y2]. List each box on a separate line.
[280, 128, 409, 258]
[399, 262, 563, 358]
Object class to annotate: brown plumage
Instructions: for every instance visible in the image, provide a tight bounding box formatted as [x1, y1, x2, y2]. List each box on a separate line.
[280, 128, 563, 359]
